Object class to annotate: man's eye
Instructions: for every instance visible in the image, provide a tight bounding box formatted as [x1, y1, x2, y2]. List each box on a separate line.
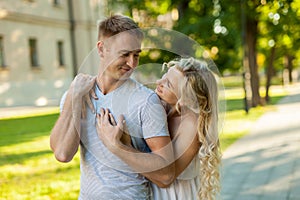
[122, 53, 129, 57]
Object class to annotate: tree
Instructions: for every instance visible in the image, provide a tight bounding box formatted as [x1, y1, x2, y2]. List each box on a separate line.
[257, 0, 300, 102]
[104, 0, 300, 107]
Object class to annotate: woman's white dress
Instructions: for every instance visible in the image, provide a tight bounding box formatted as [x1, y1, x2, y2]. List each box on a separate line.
[151, 155, 200, 200]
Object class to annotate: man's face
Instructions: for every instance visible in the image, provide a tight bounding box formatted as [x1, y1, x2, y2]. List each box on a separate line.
[98, 32, 142, 81]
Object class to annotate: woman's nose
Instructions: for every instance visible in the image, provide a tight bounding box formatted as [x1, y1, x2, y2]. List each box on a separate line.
[156, 78, 163, 85]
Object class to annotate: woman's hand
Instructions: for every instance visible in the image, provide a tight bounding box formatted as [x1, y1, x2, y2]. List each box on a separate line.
[96, 108, 131, 151]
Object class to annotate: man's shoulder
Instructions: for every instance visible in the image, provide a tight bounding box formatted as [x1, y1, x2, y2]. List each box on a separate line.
[126, 78, 157, 96]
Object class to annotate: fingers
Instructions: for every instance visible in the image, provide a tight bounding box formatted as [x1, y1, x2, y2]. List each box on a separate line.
[95, 109, 103, 130]
[82, 101, 86, 119]
[72, 74, 97, 97]
[100, 108, 105, 124]
[97, 108, 123, 127]
[96, 113, 101, 126]
[117, 115, 125, 131]
[95, 113, 102, 139]
[90, 89, 98, 100]
[85, 94, 95, 114]
[99, 108, 110, 125]
[109, 113, 117, 126]
[89, 76, 98, 100]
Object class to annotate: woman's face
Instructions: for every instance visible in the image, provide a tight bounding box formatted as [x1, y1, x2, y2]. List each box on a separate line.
[155, 66, 184, 106]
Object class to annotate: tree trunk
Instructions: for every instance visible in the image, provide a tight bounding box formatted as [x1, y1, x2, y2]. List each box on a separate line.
[287, 55, 294, 83]
[265, 46, 276, 103]
[177, 0, 190, 21]
[245, 15, 261, 107]
[283, 55, 294, 84]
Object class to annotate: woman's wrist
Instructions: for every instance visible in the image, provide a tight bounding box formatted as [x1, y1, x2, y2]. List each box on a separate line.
[109, 139, 125, 153]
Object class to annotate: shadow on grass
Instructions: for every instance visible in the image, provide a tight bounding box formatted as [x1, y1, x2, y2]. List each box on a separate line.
[0, 149, 53, 166]
[0, 113, 59, 147]
[224, 94, 286, 112]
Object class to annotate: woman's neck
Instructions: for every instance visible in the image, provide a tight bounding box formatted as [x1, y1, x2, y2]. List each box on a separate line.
[167, 105, 196, 119]
[167, 105, 181, 118]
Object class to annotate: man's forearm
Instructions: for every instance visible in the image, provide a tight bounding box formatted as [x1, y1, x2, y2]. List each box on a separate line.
[50, 91, 81, 162]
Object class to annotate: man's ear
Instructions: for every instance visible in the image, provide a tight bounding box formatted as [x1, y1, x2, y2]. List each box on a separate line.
[97, 41, 104, 57]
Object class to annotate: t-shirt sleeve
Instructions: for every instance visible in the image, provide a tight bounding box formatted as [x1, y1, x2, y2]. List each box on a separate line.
[141, 93, 169, 139]
[59, 91, 68, 113]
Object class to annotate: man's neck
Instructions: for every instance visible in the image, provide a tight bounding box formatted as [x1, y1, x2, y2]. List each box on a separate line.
[96, 75, 127, 95]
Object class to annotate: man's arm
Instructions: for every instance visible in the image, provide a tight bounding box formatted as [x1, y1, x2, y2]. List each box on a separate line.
[50, 89, 81, 162]
[96, 109, 175, 187]
[50, 74, 96, 162]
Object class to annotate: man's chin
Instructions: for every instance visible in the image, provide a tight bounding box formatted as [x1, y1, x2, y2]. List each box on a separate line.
[118, 72, 132, 81]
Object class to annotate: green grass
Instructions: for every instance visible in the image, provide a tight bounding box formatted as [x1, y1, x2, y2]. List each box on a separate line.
[219, 84, 287, 151]
[0, 114, 80, 200]
[0, 78, 289, 199]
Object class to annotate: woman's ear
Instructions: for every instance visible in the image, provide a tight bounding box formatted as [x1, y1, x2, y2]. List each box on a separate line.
[97, 41, 104, 57]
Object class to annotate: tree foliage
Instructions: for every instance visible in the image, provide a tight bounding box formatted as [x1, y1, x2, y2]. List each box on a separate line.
[105, 0, 300, 105]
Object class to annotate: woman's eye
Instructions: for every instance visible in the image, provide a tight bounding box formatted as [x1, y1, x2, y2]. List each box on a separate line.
[166, 81, 171, 88]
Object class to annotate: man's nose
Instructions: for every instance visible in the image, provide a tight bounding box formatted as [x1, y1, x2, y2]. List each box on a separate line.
[126, 55, 137, 68]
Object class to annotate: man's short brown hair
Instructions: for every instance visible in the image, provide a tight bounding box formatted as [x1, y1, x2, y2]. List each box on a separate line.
[97, 15, 143, 41]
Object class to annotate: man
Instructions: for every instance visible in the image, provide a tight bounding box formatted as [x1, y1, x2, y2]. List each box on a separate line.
[50, 15, 174, 199]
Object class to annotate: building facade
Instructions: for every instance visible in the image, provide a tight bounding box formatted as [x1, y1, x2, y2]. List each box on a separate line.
[0, 0, 104, 107]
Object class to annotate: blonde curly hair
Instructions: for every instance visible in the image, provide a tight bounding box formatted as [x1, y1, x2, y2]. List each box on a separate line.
[167, 57, 221, 200]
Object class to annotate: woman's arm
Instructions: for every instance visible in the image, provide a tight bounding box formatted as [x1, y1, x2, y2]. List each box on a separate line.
[97, 108, 175, 187]
[148, 114, 199, 187]
[97, 109, 200, 188]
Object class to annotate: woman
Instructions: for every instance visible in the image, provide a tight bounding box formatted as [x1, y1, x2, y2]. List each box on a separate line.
[97, 57, 221, 199]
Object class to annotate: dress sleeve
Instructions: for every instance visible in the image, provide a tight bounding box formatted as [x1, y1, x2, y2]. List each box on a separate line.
[141, 93, 170, 139]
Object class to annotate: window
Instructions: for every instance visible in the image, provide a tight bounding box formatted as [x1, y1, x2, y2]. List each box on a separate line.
[0, 36, 6, 68]
[29, 38, 39, 67]
[53, 0, 61, 6]
[57, 41, 65, 66]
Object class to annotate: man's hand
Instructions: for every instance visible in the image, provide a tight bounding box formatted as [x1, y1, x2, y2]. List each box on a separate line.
[71, 73, 97, 118]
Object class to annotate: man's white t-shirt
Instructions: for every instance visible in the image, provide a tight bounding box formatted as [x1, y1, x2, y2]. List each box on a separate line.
[60, 78, 169, 200]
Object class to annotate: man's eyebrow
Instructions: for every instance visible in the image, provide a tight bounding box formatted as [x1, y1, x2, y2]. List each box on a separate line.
[118, 49, 142, 54]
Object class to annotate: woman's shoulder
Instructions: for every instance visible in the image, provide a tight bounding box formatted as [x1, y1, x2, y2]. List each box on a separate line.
[181, 112, 198, 125]
[167, 113, 198, 141]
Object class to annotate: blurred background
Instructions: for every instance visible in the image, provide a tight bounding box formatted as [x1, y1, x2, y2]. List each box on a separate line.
[0, 0, 299, 199]
[0, 0, 299, 108]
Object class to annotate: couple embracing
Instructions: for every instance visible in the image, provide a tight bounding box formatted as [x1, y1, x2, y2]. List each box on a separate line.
[50, 14, 221, 200]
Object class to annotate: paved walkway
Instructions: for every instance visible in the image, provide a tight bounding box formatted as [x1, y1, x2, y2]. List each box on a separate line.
[221, 83, 300, 200]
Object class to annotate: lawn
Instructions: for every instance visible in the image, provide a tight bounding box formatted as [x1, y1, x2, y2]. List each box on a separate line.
[0, 78, 288, 199]
[219, 76, 287, 150]
[0, 114, 80, 200]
